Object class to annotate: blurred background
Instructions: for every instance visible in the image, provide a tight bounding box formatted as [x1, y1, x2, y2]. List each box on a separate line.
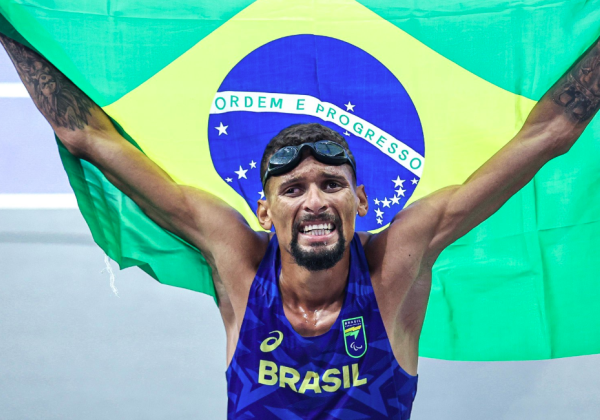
[2, 46, 600, 419]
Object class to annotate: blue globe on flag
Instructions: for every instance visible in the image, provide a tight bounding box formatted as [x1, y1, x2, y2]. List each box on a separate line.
[208, 35, 425, 231]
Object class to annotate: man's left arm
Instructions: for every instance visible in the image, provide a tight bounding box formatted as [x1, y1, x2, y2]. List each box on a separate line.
[423, 35, 600, 256]
[362, 37, 600, 369]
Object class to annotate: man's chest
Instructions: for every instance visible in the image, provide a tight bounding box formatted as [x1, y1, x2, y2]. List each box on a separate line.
[282, 301, 344, 337]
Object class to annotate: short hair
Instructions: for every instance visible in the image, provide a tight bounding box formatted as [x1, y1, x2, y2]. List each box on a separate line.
[260, 123, 357, 189]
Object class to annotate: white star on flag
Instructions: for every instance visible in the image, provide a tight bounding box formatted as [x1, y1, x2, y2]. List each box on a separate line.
[344, 102, 355, 112]
[375, 208, 384, 218]
[377, 217, 383, 225]
[258, 191, 265, 199]
[374, 198, 380, 206]
[234, 166, 248, 179]
[395, 187, 406, 197]
[392, 176, 405, 188]
[215, 122, 228, 136]
[411, 178, 419, 185]
[225, 177, 233, 183]
[249, 160, 257, 169]
[343, 131, 350, 136]
[390, 196, 400, 205]
[381, 198, 391, 208]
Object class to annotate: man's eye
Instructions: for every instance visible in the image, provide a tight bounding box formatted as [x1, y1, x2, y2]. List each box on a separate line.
[284, 187, 298, 194]
[326, 181, 340, 189]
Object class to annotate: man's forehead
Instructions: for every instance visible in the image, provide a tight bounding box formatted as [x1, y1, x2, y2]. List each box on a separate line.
[275, 157, 352, 184]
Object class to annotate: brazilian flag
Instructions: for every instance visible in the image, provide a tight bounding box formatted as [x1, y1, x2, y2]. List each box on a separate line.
[1, 0, 600, 362]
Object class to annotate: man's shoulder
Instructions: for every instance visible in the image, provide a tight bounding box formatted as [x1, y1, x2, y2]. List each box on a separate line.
[212, 229, 271, 281]
[251, 231, 273, 266]
[356, 204, 436, 275]
[356, 231, 372, 248]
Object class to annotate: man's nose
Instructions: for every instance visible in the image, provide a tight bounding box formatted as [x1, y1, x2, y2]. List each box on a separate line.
[303, 184, 328, 214]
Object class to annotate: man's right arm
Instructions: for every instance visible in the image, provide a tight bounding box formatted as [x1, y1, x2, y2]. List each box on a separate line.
[0, 34, 267, 284]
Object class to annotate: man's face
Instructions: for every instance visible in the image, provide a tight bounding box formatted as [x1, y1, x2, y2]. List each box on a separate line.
[258, 155, 367, 271]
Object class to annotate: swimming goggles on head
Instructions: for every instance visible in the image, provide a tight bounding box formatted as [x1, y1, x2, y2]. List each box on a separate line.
[262, 140, 357, 187]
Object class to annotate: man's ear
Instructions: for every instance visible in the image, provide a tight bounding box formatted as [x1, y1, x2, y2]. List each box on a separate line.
[256, 199, 273, 230]
[356, 185, 368, 217]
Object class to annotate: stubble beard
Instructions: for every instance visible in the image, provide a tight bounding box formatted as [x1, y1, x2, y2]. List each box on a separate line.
[289, 214, 347, 271]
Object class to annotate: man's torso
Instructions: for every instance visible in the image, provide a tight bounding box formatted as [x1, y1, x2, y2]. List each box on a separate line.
[225, 233, 419, 419]
[214, 227, 431, 377]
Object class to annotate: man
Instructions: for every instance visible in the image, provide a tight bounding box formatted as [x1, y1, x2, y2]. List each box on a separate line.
[1, 31, 599, 419]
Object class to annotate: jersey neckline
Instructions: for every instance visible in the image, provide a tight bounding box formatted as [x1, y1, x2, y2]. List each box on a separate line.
[272, 234, 352, 342]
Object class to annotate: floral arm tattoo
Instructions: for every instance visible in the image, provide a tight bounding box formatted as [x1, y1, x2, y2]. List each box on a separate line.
[552, 38, 600, 123]
[0, 33, 96, 131]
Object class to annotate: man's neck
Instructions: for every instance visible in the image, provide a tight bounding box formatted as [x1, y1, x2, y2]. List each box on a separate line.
[278, 248, 350, 311]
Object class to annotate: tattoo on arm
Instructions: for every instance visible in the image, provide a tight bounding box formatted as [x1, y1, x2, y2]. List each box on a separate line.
[552, 39, 600, 122]
[0, 34, 95, 131]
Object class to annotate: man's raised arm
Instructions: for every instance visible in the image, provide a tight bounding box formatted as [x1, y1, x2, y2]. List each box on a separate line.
[0, 34, 266, 268]
[415, 35, 600, 258]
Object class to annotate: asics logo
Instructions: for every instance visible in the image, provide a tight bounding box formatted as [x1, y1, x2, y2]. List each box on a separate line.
[260, 330, 284, 352]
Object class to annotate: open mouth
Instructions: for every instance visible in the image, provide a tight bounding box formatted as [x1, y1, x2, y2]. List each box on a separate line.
[298, 222, 336, 237]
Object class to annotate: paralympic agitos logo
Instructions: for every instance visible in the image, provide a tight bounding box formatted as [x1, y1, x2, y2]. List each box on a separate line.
[208, 35, 425, 231]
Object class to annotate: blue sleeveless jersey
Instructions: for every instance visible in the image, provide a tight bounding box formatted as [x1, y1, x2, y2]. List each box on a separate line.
[226, 234, 418, 419]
